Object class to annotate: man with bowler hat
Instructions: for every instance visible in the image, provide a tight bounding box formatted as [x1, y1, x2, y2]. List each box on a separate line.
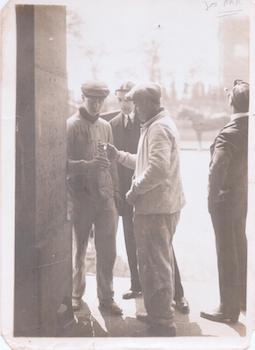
[67, 81, 122, 315]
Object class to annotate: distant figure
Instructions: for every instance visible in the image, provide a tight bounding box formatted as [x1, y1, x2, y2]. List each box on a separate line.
[200, 79, 249, 323]
[67, 81, 122, 316]
[178, 106, 229, 150]
[107, 83, 185, 336]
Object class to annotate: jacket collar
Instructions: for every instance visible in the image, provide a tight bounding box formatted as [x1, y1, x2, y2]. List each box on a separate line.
[230, 112, 249, 121]
[79, 107, 100, 123]
[141, 108, 165, 130]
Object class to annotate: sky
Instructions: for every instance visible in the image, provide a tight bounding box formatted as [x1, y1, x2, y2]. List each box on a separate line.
[66, 0, 250, 99]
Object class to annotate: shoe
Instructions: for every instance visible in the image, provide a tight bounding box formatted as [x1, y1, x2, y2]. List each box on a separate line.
[200, 307, 239, 324]
[136, 312, 151, 324]
[174, 296, 190, 314]
[148, 324, 176, 337]
[99, 300, 123, 316]
[123, 290, 142, 300]
[72, 298, 82, 311]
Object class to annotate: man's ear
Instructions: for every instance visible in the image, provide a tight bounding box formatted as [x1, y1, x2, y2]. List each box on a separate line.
[228, 92, 233, 107]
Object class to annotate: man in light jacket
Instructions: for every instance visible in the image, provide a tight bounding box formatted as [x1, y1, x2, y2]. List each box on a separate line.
[107, 83, 185, 336]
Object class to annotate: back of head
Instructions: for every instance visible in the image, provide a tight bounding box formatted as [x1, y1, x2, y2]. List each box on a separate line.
[125, 82, 161, 106]
[230, 80, 249, 113]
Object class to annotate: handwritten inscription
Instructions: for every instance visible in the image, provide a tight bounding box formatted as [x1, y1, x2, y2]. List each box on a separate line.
[204, 1, 217, 11]
[203, 0, 242, 14]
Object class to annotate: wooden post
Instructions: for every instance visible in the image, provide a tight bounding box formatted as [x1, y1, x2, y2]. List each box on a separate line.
[14, 5, 73, 336]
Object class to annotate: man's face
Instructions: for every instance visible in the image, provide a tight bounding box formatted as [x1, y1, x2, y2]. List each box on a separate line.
[116, 91, 134, 115]
[83, 95, 105, 116]
[134, 98, 151, 123]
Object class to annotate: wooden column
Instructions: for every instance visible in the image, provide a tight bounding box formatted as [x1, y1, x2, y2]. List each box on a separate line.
[15, 5, 73, 336]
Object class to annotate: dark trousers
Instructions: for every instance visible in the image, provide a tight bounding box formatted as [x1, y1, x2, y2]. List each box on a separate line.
[210, 204, 247, 316]
[122, 209, 141, 291]
[173, 250, 184, 301]
[122, 207, 184, 297]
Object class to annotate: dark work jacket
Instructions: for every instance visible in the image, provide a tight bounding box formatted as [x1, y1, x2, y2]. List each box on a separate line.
[208, 116, 248, 216]
[110, 113, 140, 215]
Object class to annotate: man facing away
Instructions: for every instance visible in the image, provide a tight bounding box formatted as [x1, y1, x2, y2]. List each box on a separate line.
[107, 83, 185, 336]
[110, 81, 189, 314]
[66, 81, 122, 315]
[200, 80, 249, 323]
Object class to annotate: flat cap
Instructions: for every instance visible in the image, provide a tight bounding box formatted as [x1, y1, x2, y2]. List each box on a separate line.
[115, 81, 135, 94]
[125, 83, 161, 103]
[231, 79, 249, 106]
[81, 81, 110, 98]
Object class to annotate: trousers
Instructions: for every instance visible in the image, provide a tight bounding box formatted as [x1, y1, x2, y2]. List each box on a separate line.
[134, 212, 180, 326]
[210, 204, 247, 316]
[122, 206, 141, 292]
[71, 193, 118, 303]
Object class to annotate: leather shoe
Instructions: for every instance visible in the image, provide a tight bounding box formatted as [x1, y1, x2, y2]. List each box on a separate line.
[200, 307, 239, 324]
[99, 300, 123, 316]
[122, 290, 142, 300]
[174, 297, 190, 314]
[136, 312, 151, 323]
[148, 324, 176, 337]
[72, 298, 82, 311]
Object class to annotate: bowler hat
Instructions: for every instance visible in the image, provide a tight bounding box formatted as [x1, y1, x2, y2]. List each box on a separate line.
[115, 81, 135, 94]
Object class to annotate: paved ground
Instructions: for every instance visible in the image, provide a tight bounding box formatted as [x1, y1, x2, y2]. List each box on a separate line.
[69, 150, 247, 338]
[71, 276, 246, 338]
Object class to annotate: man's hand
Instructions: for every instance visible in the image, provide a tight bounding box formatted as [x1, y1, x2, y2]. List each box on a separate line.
[126, 187, 137, 206]
[114, 191, 123, 213]
[67, 157, 110, 175]
[107, 143, 118, 161]
[87, 157, 110, 171]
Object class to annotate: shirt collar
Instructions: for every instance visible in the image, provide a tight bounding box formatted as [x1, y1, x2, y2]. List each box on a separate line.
[231, 112, 249, 121]
[123, 111, 135, 128]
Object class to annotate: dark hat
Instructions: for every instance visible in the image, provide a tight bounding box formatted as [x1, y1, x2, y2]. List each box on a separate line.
[81, 81, 110, 98]
[115, 81, 135, 94]
[125, 83, 161, 103]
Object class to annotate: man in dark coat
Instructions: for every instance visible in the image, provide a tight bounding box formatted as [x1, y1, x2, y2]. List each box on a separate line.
[110, 81, 189, 314]
[110, 81, 142, 298]
[200, 79, 249, 323]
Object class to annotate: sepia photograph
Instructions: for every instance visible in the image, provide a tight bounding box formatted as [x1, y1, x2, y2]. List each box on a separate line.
[0, 0, 255, 349]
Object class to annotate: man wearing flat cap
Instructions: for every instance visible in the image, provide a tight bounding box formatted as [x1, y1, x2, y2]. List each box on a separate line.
[108, 82, 185, 336]
[66, 81, 122, 315]
[110, 81, 190, 313]
[200, 79, 249, 324]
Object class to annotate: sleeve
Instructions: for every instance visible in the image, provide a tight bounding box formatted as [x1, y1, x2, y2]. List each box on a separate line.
[134, 124, 172, 195]
[108, 124, 120, 193]
[208, 133, 235, 202]
[66, 119, 88, 176]
[117, 151, 137, 170]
